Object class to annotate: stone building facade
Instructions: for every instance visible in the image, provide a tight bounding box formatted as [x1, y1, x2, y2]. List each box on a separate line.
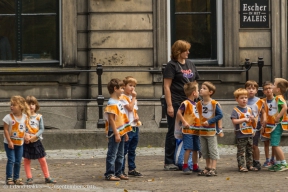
[0, 0, 287, 130]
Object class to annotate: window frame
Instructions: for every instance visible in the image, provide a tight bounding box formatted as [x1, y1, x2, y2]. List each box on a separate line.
[167, 0, 223, 65]
[0, 0, 62, 66]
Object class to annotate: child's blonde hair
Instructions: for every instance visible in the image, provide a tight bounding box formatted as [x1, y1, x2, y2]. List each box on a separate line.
[202, 81, 216, 96]
[26, 96, 40, 112]
[184, 81, 198, 97]
[233, 88, 248, 98]
[274, 78, 288, 94]
[10, 95, 30, 117]
[123, 76, 137, 86]
[245, 80, 259, 90]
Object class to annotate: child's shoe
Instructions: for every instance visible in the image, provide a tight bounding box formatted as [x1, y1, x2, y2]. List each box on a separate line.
[273, 164, 288, 172]
[164, 164, 179, 171]
[192, 166, 202, 173]
[117, 174, 129, 180]
[128, 170, 143, 177]
[263, 160, 271, 168]
[253, 160, 261, 170]
[26, 178, 33, 185]
[13, 179, 24, 185]
[45, 177, 57, 184]
[270, 159, 275, 165]
[182, 167, 191, 174]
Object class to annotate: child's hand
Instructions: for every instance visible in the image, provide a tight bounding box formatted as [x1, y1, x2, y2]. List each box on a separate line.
[244, 118, 250, 123]
[29, 135, 38, 143]
[202, 121, 209, 126]
[275, 116, 280, 123]
[125, 134, 129, 142]
[24, 134, 30, 144]
[132, 90, 137, 97]
[250, 115, 255, 122]
[114, 133, 121, 143]
[134, 117, 139, 122]
[260, 127, 264, 134]
[8, 141, 14, 149]
[182, 121, 189, 129]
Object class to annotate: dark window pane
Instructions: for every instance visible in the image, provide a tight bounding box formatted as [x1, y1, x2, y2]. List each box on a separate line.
[22, 16, 58, 61]
[0, 17, 16, 61]
[175, 15, 211, 59]
[0, 0, 15, 14]
[22, 0, 58, 13]
[175, 0, 210, 12]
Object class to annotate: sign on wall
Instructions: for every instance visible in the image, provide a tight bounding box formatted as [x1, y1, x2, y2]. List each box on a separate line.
[240, 0, 269, 28]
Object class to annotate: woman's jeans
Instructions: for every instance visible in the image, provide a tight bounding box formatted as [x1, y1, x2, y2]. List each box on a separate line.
[4, 143, 23, 180]
[105, 131, 125, 177]
[165, 103, 180, 164]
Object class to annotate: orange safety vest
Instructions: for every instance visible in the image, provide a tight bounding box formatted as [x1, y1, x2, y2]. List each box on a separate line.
[196, 100, 218, 136]
[26, 114, 42, 135]
[248, 98, 263, 120]
[234, 107, 256, 135]
[119, 94, 142, 126]
[181, 100, 201, 135]
[10, 114, 26, 146]
[104, 103, 132, 136]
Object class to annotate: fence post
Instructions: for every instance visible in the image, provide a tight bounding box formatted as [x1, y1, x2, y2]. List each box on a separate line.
[244, 58, 251, 82]
[96, 64, 105, 128]
[159, 64, 167, 128]
[257, 57, 264, 97]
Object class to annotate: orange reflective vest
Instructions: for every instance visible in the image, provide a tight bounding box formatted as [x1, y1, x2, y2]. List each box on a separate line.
[10, 114, 26, 145]
[234, 107, 256, 135]
[180, 100, 201, 135]
[197, 100, 218, 136]
[26, 114, 42, 135]
[104, 102, 132, 136]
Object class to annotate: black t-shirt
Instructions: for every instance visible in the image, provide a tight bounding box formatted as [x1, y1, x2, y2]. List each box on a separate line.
[163, 59, 199, 104]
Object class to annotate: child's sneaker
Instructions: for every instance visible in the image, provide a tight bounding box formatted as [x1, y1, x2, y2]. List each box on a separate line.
[263, 160, 271, 168]
[254, 161, 261, 170]
[182, 167, 191, 175]
[270, 159, 275, 165]
[45, 177, 57, 184]
[164, 164, 179, 171]
[192, 166, 202, 173]
[268, 164, 276, 171]
[25, 178, 33, 185]
[128, 170, 143, 177]
[274, 164, 288, 172]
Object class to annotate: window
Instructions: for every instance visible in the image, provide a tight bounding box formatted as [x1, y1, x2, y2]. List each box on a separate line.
[0, 0, 59, 64]
[169, 0, 223, 64]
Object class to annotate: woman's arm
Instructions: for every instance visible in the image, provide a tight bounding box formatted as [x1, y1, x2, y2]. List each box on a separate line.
[164, 78, 173, 117]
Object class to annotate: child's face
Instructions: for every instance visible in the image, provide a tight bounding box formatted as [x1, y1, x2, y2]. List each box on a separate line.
[235, 94, 248, 107]
[200, 84, 212, 97]
[115, 86, 124, 98]
[263, 85, 273, 98]
[124, 82, 136, 95]
[10, 102, 21, 115]
[193, 85, 199, 98]
[246, 85, 257, 98]
[272, 81, 280, 95]
[29, 103, 36, 113]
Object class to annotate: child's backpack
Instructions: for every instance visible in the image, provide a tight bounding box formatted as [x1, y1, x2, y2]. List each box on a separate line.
[174, 139, 193, 170]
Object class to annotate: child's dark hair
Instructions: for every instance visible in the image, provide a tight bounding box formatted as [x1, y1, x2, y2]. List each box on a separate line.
[26, 96, 40, 112]
[275, 78, 288, 94]
[107, 78, 124, 94]
[202, 81, 216, 96]
[245, 80, 259, 90]
[183, 81, 198, 97]
[123, 76, 137, 86]
[262, 81, 273, 88]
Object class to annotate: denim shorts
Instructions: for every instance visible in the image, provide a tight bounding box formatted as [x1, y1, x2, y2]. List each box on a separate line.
[182, 134, 200, 151]
[270, 124, 283, 146]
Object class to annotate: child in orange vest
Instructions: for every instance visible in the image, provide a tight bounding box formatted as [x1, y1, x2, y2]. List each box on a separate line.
[261, 81, 275, 167]
[23, 96, 56, 184]
[231, 88, 257, 172]
[104, 78, 132, 181]
[196, 81, 223, 176]
[3, 96, 29, 185]
[267, 78, 288, 172]
[175, 81, 201, 174]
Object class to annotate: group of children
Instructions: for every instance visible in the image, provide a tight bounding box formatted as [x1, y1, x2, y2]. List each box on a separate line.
[104, 76, 288, 180]
[3, 95, 56, 185]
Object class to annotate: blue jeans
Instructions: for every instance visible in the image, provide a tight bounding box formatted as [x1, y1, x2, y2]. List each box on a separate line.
[105, 131, 125, 177]
[4, 143, 23, 180]
[122, 127, 139, 172]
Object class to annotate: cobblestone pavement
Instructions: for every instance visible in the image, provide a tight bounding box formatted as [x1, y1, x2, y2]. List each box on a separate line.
[1, 145, 288, 192]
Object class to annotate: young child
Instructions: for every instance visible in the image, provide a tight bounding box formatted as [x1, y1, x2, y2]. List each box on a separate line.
[175, 81, 201, 174]
[267, 78, 288, 172]
[23, 96, 56, 184]
[104, 78, 132, 181]
[120, 76, 143, 177]
[3, 95, 29, 185]
[231, 88, 258, 172]
[196, 81, 223, 176]
[245, 80, 265, 170]
[261, 81, 275, 167]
